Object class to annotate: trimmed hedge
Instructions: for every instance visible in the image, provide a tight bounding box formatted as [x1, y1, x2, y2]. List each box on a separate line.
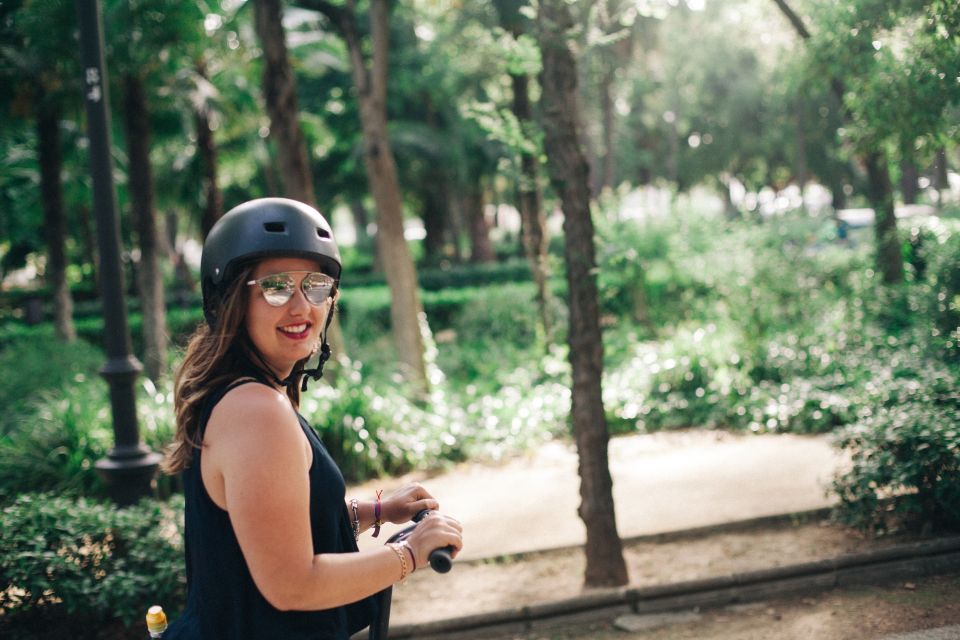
[0, 280, 548, 355]
[0, 494, 185, 638]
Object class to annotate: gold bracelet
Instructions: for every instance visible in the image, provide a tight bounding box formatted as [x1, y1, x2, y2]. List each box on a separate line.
[398, 540, 417, 572]
[386, 542, 408, 583]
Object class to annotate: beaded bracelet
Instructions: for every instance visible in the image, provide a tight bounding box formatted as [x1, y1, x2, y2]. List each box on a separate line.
[349, 498, 360, 542]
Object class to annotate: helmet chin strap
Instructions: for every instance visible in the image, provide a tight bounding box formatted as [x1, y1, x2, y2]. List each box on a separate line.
[294, 312, 335, 392]
[297, 341, 330, 392]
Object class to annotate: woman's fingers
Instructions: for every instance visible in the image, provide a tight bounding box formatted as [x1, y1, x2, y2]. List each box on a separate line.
[385, 482, 439, 523]
[407, 513, 463, 567]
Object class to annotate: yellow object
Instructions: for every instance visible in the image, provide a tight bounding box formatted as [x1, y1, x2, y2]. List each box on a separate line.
[145, 605, 168, 637]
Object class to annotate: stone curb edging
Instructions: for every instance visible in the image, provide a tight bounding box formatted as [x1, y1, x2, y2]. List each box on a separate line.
[383, 535, 960, 639]
[456, 506, 837, 568]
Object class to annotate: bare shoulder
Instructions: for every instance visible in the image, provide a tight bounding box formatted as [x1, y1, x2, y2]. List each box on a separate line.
[204, 382, 306, 463]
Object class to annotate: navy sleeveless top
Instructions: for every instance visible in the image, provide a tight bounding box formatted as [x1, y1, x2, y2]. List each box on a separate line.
[164, 377, 377, 639]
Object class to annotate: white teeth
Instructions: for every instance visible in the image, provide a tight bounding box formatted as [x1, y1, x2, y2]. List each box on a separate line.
[280, 324, 308, 334]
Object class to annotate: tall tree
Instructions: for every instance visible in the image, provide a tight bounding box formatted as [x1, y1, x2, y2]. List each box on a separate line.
[771, 0, 902, 283]
[103, 0, 209, 380]
[193, 59, 225, 237]
[36, 90, 76, 342]
[537, 0, 628, 588]
[463, 169, 495, 263]
[2, 0, 78, 341]
[493, 0, 553, 340]
[252, 0, 316, 205]
[298, 0, 429, 394]
[120, 72, 167, 380]
[773, 0, 960, 283]
[251, 0, 349, 367]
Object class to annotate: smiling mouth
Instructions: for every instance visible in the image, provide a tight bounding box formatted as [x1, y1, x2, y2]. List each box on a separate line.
[278, 323, 311, 338]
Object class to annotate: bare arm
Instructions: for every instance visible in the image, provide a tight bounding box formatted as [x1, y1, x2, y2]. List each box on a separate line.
[202, 384, 461, 611]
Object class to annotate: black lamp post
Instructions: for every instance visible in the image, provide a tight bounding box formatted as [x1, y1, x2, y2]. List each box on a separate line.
[76, 0, 162, 505]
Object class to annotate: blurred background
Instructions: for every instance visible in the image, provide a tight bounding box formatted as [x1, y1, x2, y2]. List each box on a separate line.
[0, 0, 958, 636]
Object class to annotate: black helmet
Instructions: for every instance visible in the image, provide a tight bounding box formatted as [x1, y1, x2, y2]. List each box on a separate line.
[201, 197, 341, 328]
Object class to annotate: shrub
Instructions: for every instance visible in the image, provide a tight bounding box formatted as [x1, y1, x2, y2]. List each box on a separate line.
[0, 338, 104, 435]
[0, 493, 185, 638]
[831, 365, 960, 534]
[345, 257, 533, 290]
[906, 218, 960, 360]
[0, 376, 176, 504]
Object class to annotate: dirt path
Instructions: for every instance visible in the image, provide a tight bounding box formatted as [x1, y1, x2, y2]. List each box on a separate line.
[389, 517, 926, 627]
[470, 574, 960, 640]
[355, 429, 843, 561]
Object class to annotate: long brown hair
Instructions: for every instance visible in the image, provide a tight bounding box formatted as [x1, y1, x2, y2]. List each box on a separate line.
[161, 263, 305, 474]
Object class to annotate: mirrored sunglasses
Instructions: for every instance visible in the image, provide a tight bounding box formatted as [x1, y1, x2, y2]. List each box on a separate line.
[246, 271, 336, 307]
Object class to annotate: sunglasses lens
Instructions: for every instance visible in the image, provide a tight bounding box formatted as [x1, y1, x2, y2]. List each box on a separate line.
[258, 275, 295, 306]
[302, 273, 335, 305]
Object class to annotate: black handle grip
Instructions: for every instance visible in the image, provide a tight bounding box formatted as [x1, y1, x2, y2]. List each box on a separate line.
[428, 546, 454, 573]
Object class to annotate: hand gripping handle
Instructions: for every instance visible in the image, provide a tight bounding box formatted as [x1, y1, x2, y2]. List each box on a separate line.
[411, 510, 455, 573]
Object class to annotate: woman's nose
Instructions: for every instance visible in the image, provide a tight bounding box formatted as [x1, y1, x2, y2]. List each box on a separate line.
[287, 284, 310, 313]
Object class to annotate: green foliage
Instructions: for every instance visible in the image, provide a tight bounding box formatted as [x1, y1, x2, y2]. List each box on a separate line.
[346, 257, 533, 291]
[301, 358, 460, 482]
[299, 355, 572, 481]
[0, 305, 205, 355]
[596, 215, 672, 325]
[0, 337, 104, 434]
[433, 283, 547, 386]
[0, 339, 176, 503]
[902, 218, 960, 359]
[831, 368, 960, 533]
[805, 0, 960, 152]
[339, 281, 541, 359]
[0, 493, 185, 636]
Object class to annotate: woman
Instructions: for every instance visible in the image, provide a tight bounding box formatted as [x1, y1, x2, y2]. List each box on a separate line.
[162, 198, 462, 639]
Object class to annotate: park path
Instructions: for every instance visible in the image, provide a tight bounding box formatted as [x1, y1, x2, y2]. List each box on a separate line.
[352, 429, 844, 560]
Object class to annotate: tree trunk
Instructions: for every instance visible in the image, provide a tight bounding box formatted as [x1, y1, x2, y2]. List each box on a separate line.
[598, 67, 616, 194]
[122, 74, 167, 381]
[166, 211, 195, 309]
[306, 0, 427, 393]
[463, 174, 494, 263]
[933, 146, 949, 208]
[349, 198, 372, 251]
[195, 61, 224, 238]
[795, 102, 808, 196]
[864, 151, 903, 285]
[252, 0, 316, 205]
[511, 72, 552, 340]
[78, 203, 99, 289]
[899, 157, 919, 206]
[448, 189, 466, 263]
[252, 0, 348, 369]
[825, 170, 847, 211]
[494, 0, 552, 339]
[666, 114, 680, 187]
[537, 0, 628, 589]
[421, 168, 451, 266]
[36, 98, 76, 342]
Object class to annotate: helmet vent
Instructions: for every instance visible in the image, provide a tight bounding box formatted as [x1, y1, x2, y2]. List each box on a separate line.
[316, 227, 331, 239]
[263, 221, 287, 233]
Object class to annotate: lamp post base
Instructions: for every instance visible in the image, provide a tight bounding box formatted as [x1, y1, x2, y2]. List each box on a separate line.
[96, 447, 163, 507]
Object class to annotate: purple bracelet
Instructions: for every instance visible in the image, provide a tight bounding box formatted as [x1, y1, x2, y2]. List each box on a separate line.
[373, 490, 383, 538]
